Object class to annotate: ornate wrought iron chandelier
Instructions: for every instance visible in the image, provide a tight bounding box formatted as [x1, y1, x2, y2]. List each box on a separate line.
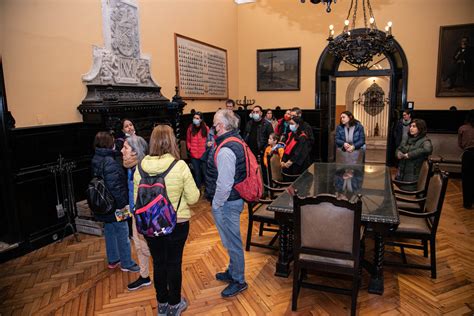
[300, 0, 335, 13]
[327, 0, 394, 69]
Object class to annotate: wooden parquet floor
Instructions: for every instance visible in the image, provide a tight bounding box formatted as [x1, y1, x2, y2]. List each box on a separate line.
[0, 178, 473, 315]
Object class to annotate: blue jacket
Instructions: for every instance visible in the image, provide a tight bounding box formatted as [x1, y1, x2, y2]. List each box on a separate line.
[205, 129, 246, 202]
[335, 122, 366, 150]
[91, 147, 128, 222]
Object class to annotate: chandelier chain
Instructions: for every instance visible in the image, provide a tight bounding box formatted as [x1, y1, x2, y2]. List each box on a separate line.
[367, 0, 377, 28]
[352, 0, 358, 29]
[346, 0, 354, 21]
[362, 0, 368, 29]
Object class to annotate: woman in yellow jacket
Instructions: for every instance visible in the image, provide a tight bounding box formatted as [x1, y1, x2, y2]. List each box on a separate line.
[134, 125, 199, 316]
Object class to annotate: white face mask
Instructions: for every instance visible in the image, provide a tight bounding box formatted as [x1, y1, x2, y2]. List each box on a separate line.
[289, 124, 297, 132]
[193, 118, 201, 126]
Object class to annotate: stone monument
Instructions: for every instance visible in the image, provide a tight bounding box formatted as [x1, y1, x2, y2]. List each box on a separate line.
[78, 0, 184, 135]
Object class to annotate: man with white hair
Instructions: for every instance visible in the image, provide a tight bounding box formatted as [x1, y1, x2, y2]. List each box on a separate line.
[205, 109, 248, 297]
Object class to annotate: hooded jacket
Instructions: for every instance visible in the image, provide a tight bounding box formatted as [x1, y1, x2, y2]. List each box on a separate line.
[91, 147, 128, 223]
[133, 153, 200, 220]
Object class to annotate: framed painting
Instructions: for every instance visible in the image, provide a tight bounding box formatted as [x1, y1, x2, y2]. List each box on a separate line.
[436, 24, 474, 97]
[257, 47, 300, 91]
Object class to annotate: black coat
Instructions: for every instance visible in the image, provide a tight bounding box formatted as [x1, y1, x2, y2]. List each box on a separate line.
[244, 118, 274, 158]
[91, 147, 128, 222]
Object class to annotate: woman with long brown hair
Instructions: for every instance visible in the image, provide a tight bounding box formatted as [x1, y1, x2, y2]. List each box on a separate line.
[133, 125, 199, 316]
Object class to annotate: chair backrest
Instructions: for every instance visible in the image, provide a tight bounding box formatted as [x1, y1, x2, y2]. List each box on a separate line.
[269, 152, 284, 182]
[416, 159, 433, 192]
[293, 194, 362, 260]
[423, 165, 449, 232]
[179, 140, 188, 160]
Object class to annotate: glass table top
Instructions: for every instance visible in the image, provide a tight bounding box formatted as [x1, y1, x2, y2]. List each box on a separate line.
[268, 163, 400, 224]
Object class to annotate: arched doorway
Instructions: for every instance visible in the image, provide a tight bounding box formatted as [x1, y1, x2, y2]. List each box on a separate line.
[316, 33, 408, 165]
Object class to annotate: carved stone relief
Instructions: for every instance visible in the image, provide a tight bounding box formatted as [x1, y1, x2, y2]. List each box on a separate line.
[82, 0, 158, 87]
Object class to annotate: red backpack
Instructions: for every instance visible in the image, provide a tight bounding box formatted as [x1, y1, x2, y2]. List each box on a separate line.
[214, 137, 263, 202]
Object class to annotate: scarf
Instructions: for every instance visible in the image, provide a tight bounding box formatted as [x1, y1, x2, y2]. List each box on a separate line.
[344, 125, 355, 144]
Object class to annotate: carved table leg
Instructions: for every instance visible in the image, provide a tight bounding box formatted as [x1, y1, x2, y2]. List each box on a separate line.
[368, 232, 385, 295]
[275, 224, 291, 277]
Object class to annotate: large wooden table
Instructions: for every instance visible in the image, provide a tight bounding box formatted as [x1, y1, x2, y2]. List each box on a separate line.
[267, 162, 400, 295]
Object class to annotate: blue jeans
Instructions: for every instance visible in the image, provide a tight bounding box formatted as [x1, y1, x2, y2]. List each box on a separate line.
[104, 221, 136, 268]
[191, 158, 206, 188]
[212, 199, 245, 283]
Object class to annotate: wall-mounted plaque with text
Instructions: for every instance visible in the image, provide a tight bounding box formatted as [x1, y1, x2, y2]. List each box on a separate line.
[175, 34, 228, 100]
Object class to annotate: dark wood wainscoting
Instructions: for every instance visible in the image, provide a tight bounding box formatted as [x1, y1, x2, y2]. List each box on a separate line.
[0, 122, 99, 262]
[413, 109, 469, 133]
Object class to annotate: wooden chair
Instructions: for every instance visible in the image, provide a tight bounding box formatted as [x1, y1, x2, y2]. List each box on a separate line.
[393, 159, 433, 211]
[245, 164, 285, 251]
[292, 193, 363, 316]
[385, 166, 449, 278]
[267, 153, 298, 187]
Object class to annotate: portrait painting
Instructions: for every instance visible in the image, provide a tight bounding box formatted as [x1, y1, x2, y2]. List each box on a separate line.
[257, 47, 300, 91]
[436, 24, 474, 97]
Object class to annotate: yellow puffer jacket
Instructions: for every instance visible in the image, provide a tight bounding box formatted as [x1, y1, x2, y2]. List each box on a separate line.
[133, 153, 199, 221]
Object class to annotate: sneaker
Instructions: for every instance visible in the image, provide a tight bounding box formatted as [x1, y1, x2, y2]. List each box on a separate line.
[107, 261, 120, 269]
[221, 281, 248, 297]
[215, 270, 233, 283]
[167, 297, 188, 316]
[157, 302, 169, 316]
[127, 276, 151, 291]
[121, 263, 140, 272]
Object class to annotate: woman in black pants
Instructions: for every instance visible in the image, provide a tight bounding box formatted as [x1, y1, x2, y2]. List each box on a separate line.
[133, 125, 199, 316]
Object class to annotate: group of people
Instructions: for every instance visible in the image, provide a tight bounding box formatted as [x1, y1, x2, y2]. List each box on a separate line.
[92, 119, 199, 316]
[185, 101, 315, 189]
[90, 104, 473, 316]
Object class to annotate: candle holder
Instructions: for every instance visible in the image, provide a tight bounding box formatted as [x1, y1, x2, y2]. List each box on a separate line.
[236, 96, 256, 110]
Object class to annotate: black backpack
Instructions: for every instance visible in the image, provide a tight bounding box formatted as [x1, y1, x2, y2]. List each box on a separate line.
[86, 161, 115, 215]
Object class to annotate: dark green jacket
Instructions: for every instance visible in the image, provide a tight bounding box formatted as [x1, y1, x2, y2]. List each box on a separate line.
[396, 134, 433, 189]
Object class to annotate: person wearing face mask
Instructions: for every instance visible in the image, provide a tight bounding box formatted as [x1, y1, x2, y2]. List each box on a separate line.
[395, 119, 433, 191]
[335, 111, 366, 164]
[281, 116, 311, 176]
[205, 109, 249, 298]
[276, 110, 292, 142]
[244, 105, 274, 160]
[186, 112, 209, 189]
[290, 107, 314, 149]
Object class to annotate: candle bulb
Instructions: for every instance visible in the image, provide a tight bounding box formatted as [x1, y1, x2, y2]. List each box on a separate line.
[344, 19, 349, 33]
[328, 24, 334, 39]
